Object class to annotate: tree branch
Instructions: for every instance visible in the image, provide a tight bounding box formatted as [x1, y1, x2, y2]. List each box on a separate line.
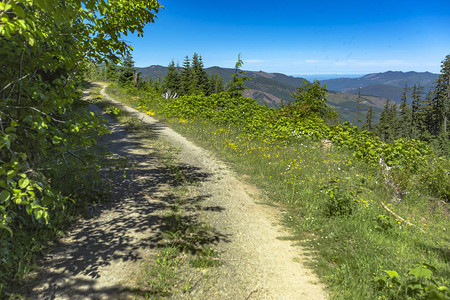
[380, 201, 425, 233]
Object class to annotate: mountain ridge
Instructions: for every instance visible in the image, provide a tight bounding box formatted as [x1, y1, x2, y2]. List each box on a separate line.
[137, 66, 438, 123]
[321, 70, 439, 102]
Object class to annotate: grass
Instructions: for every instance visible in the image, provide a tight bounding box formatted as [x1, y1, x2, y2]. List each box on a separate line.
[104, 83, 449, 299]
[169, 121, 448, 299]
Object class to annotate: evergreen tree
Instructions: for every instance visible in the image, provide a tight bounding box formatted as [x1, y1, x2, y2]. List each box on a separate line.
[430, 76, 447, 136]
[105, 61, 118, 82]
[387, 103, 399, 141]
[226, 54, 253, 97]
[376, 100, 392, 141]
[164, 59, 180, 95]
[117, 53, 136, 86]
[436, 55, 450, 135]
[362, 106, 375, 132]
[411, 84, 424, 139]
[191, 53, 209, 94]
[209, 74, 224, 94]
[356, 87, 363, 127]
[399, 82, 412, 138]
[180, 56, 192, 95]
[430, 56, 450, 156]
[418, 90, 434, 141]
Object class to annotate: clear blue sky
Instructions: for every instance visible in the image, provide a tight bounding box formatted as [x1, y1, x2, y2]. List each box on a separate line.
[127, 0, 450, 75]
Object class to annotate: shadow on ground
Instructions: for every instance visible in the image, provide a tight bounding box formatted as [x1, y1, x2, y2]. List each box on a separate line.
[26, 100, 229, 299]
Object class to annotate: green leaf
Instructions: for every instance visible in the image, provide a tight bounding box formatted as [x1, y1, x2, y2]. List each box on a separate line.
[0, 190, 11, 202]
[0, 225, 13, 237]
[408, 265, 433, 279]
[385, 270, 399, 279]
[12, 4, 25, 18]
[19, 178, 30, 189]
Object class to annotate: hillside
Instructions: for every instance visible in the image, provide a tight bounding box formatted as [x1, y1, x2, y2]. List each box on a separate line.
[321, 71, 439, 103]
[137, 65, 390, 123]
[138, 65, 308, 107]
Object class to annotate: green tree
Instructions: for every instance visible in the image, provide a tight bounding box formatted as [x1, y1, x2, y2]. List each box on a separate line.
[387, 103, 399, 141]
[209, 73, 224, 94]
[362, 106, 375, 132]
[291, 80, 336, 120]
[180, 56, 192, 95]
[399, 82, 412, 138]
[411, 84, 424, 139]
[164, 59, 181, 95]
[191, 53, 209, 94]
[433, 55, 450, 136]
[0, 0, 162, 290]
[356, 87, 363, 127]
[117, 53, 136, 86]
[376, 100, 392, 141]
[226, 53, 253, 97]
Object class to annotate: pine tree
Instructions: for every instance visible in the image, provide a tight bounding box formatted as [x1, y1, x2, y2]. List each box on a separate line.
[399, 82, 412, 138]
[105, 61, 117, 82]
[191, 53, 209, 94]
[423, 55, 450, 154]
[226, 54, 253, 97]
[164, 59, 180, 95]
[430, 77, 447, 136]
[362, 106, 375, 132]
[411, 84, 424, 139]
[436, 55, 450, 135]
[376, 100, 392, 141]
[356, 87, 363, 127]
[418, 90, 434, 141]
[117, 53, 136, 86]
[180, 56, 192, 96]
[207, 74, 225, 94]
[387, 103, 399, 141]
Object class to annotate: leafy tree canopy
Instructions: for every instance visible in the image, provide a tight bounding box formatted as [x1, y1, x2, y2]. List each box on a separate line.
[0, 0, 162, 290]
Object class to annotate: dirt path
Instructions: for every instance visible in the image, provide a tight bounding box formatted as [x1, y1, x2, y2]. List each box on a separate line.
[29, 84, 326, 299]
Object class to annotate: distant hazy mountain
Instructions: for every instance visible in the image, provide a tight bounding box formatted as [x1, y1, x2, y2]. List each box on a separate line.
[321, 71, 439, 102]
[136, 65, 404, 123]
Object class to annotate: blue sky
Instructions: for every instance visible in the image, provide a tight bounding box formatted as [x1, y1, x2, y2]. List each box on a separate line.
[126, 0, 450, 75]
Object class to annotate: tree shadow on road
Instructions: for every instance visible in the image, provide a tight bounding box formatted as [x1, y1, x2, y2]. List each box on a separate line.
[25, 101, 229, 299]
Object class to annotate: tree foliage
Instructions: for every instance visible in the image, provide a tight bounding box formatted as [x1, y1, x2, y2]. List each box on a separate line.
[159, 53, 224, 97]
[290, 80, 337, 121]
[226, 53, 253, 97]
[0, 0, 162, 292]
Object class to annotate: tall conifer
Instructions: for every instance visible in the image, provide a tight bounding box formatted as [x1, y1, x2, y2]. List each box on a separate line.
[356, 87, 363, 127]
[376, 100, 392, 141]
[362, 106, 375, 132]
[180, 56, 192, 95]
[399, 82, 412, 138]
[411, 84, 424, 139]
[164, 59, 180, 95]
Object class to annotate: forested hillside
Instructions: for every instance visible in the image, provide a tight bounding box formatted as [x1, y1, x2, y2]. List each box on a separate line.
[137, 61, 390, 123]
[322, 71, 439, 102]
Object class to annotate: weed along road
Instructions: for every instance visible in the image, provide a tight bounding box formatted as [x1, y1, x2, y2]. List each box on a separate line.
[30, 83, 327, 299]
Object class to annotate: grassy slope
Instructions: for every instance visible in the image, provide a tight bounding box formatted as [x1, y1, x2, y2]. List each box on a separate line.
[106, 84, 449, 300]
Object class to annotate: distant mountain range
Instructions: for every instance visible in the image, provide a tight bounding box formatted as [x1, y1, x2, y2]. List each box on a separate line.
[137, 66, 439, 123]
[321, 71, 439, 102]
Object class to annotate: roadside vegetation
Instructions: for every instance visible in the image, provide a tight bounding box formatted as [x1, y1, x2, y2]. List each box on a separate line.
[0, 0, 162, 297]
[97, 53, 449, 299]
